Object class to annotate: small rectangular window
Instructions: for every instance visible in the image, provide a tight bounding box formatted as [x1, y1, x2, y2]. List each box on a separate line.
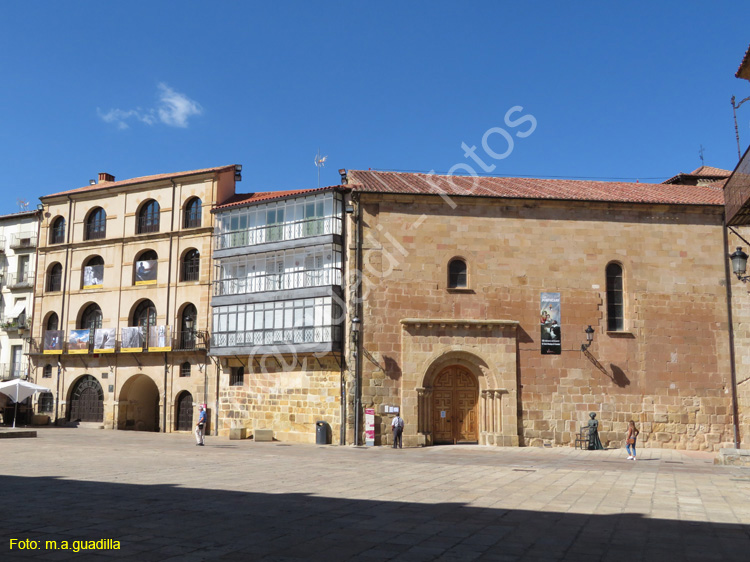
[230, 366, 244, 386]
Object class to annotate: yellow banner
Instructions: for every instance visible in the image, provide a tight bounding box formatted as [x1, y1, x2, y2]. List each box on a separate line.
[135, 280, 157, 286]
[121, 347, 143, 353]
[43, 349, 62, 355]
[93, 348, 115, 354]
[82, 284, 103, 290]
[148, 346, 172, 352]
[68, 349, 89, 355]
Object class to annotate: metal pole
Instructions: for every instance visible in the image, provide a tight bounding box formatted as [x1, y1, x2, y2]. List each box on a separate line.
[723, 215, 742, 449]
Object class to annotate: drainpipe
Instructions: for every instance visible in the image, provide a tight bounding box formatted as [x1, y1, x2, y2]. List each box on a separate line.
[723, 216, 741, 449]
[55, 195, 74, 423]
[163, 179, 177, 433]
[339, 190, 347, 446]
[352, 192, 363, 445]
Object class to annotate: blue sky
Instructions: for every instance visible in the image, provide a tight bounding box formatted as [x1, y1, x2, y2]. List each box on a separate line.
[0, 1, 748, 215]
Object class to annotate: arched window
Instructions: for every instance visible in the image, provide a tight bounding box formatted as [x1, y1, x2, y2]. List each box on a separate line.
[82, 256, 104, 289]
[134, 250, 158, 285]
[85, 207, 106, 240]
[179, 303, 197, 350]
[606, 263, 624, 331]
[80, 303, 102, 330]
[137, 200, 160, 234]
[50, 216, 66, 244]
[47, 263, 62, 292]
[181, 249, 200, 282]
[180, 362, 191, 377]
[184, 197, 202, 228]
[133, 300, 157, 330]
[448, 259, 467, 289]
[42, 365, 53, 378]
[46, 312, 59, 331]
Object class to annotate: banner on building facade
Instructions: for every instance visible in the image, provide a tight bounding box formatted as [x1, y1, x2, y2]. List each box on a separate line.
[93, 328, 116, 353]
[68, 329, 90, 354]
[82, 264, 104, 289]
[148, 325, 171, 351]
[134, 260, 157, 285]
[120, 327, 144, 352]
[365, 408, 375, 447]
[540, 292, 561, 355]
[43, 330, 64, 354]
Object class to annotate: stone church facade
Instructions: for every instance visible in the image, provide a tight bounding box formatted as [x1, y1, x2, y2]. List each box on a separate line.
[344, 170, 738, 451]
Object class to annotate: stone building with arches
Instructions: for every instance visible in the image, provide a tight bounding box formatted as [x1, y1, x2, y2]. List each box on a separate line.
[344, 169, 738, 451]
[29, 165, 241, 433]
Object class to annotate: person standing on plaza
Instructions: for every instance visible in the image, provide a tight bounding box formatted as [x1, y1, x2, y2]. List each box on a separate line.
[391, 414, 404, 449]
[626, 420, 639, 460]
[195, 405, 207, 446]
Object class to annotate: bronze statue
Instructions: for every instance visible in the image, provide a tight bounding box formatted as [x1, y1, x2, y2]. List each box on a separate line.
[587, 412, 604, 450]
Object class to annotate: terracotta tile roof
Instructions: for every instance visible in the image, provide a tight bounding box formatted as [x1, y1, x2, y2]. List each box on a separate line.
[43, 165, 238, 199]
[213, 185, 345, 211]
[737, 43, 750, 80]
[688, 166, 732, 177]
[663, 166, 732, 185]
[348, 170, 724, 206]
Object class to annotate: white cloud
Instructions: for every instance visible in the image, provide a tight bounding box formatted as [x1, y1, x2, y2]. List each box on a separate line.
[98, 83, 203, 129]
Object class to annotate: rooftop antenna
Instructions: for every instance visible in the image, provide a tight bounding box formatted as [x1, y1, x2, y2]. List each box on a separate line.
[17, 199, 29, 212]
[699, 144, 705, 166]
[314, 148, 327, 188]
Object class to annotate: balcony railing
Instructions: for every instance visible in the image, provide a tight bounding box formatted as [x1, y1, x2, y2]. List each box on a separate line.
[215, 216, 342, 250]
[0, 316, 28, 332]
[182, 261, 200, 282]
[6, 272, 33, 289]
[0, 363, 27, 381]
[136, 215, 160, 234]
[84, 222, 106, 240]
[213, 267, 342, 296]
[0, 236, 5, 252]
[211, 325, 341, 348]
[10, 233, 37, 250]
[184, 212, 201, 229]
[30, 330, 208, 355]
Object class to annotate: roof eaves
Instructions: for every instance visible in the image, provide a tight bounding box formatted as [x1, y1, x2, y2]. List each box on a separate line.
[42, 165, 238, 200]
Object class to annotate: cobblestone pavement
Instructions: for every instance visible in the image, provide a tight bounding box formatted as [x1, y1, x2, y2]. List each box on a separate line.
[1, 428, 750, 561]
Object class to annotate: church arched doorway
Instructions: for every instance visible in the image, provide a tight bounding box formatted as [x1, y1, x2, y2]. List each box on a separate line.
[68, 375, 104, 422]
[432, 365, 479, 444]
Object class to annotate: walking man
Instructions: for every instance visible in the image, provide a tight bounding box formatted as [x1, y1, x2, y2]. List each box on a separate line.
[391, 414, 404, 449]
[195, 404, 206, 446]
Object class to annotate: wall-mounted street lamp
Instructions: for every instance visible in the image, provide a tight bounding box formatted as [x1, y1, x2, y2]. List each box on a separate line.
[730, 247, 750, 282]
[351, 317, 360, 346]
[581, 325, 595, 351]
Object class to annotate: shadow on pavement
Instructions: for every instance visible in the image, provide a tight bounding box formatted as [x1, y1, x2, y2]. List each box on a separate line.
[1, 475, 749, 561]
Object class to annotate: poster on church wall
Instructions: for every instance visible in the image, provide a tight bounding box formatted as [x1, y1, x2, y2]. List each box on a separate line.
[43, 330, 64, 354]
[540, 292, 561, 355]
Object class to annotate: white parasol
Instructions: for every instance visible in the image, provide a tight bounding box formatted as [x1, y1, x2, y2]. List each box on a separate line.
[0, 379, 50, 428]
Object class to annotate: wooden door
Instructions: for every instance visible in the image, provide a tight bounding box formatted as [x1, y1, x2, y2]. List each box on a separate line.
[175, 392, 194, 431]
[432, 366, 478, 444]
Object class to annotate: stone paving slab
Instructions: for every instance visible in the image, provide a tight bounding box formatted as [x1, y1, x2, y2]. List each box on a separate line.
[0, 428, 749, 561]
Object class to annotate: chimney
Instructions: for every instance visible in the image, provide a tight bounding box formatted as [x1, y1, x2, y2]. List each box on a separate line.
[98, 172, 115, 183]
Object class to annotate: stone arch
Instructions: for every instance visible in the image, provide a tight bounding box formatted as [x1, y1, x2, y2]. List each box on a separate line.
[118, 374, 160, 431]
[421, 349, 492, 391]
[67, 375, 103, 423]
[415, 349, 517, 447]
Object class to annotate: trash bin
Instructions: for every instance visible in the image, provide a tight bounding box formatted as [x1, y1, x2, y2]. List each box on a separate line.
[316, 421, 331, 445]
